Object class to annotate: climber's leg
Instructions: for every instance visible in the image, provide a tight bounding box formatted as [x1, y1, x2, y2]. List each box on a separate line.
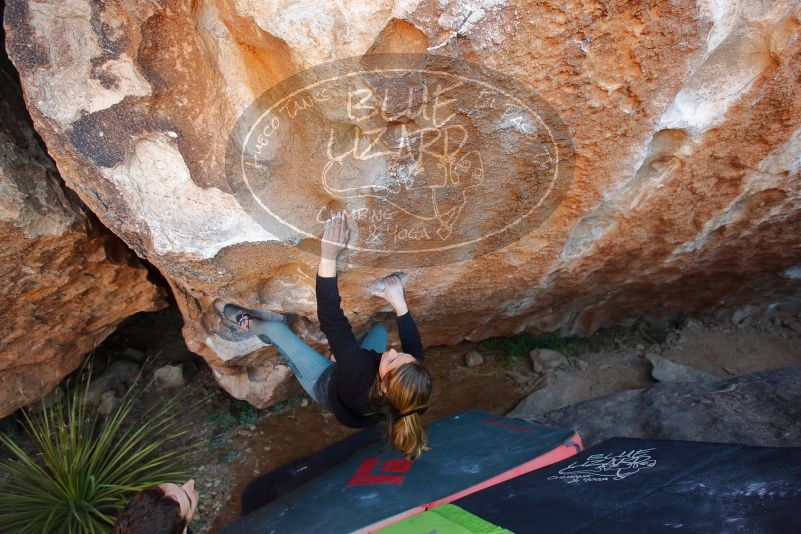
[218, 303, 332, 402]
[251, 320, 333, 402]
[358, 323, 388, 353]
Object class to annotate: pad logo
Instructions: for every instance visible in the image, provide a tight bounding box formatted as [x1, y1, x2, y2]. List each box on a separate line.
[548, 448, 657, 483]
[347, 458, 413, 487]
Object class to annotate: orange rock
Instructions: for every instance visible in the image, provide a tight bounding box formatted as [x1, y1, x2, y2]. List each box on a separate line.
[4, 0, 801, 409]
[0, 58, 164, 417]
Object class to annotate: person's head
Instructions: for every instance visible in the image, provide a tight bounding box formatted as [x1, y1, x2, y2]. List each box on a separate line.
[374, 349, 433, 460]
[112, 480, 198, 534]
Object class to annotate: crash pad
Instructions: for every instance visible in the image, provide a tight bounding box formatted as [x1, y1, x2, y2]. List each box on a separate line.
[222, 410, 581, 533]
[454, 437, 801, 533]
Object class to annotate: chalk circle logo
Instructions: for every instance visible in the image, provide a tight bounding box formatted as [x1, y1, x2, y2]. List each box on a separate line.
[225, 54, 574, 268]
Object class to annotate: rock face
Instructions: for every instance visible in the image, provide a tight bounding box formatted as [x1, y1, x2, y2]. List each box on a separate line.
[0, 42, 163, 417]
[530, 367, 801, 448]
[508, 349, 653, 419]
[4, 1, 801, 407]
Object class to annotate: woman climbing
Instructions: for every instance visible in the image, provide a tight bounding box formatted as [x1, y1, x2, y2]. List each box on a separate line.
[220, 211, 433, 460]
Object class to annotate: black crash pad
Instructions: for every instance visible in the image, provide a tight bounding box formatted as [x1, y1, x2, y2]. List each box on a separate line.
[454, 437, 801, 533]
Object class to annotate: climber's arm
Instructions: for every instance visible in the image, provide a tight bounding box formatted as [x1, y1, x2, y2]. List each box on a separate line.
[316, 273, 362, 360]
[318, 257, 337, 278]
[371, 274, 424, 361]
[316, 211, 365, 364]
[397, 311, 424, 361]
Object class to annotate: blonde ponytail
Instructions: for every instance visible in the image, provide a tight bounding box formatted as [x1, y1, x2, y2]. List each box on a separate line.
[390, 410, 428, 460]
[377, 360, 433, 460]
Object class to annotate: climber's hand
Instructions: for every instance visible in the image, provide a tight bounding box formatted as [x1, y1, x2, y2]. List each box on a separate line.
[321, 211, 350, 260]
[371, 274, 408, 316]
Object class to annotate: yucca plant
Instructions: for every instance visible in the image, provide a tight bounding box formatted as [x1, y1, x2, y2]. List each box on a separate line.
[0, 366, 201, 533]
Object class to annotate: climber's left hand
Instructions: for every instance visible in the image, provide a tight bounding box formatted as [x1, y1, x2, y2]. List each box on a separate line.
[320, 211, 350, 260]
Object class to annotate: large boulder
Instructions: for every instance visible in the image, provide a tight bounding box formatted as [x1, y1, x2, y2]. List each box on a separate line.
[0, 42, 163, 417]
[528, 367, 801, 448]
[4, 0, 801, 407]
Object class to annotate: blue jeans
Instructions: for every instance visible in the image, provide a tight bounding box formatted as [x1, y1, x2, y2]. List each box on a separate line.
[254, 322, 388, 404]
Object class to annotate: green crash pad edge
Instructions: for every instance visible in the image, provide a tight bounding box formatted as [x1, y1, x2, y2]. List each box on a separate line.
[376, 504, 515, 534]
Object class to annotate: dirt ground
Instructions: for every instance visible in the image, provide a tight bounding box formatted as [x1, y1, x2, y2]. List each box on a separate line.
[660, 316, 801, 377]
[2, 305, 800, 533]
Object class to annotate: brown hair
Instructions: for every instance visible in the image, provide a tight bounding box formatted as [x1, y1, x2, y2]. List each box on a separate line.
[370, 359, 433, 460]
[112, 486, 186, 534]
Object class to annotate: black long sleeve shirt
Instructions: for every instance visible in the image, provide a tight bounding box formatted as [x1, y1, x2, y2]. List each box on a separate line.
[316, 274, 424, 428]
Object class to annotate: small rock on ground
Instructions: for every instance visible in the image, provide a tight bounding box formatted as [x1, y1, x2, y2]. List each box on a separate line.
[99, 390, 120, 416]
[646, 353, 718, 383]
[154, 364, 185, 389]
[571, 357, 589, 371]
[86, 360, 140, 403]
[464, 350, 484, 367]
[529, 348, 568, 374]
[507, 370, 591, 418]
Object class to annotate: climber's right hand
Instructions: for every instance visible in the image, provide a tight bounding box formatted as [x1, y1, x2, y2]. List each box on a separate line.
[371, 274, 408, 316]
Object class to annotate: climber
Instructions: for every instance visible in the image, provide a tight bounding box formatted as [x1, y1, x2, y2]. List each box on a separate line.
[219, 211, 433, 460]
[112, 479, 198, 534]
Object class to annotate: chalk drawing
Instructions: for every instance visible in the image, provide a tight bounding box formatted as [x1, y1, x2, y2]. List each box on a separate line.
[226, 54, 575, 267]
[548, 448, 657, 483]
